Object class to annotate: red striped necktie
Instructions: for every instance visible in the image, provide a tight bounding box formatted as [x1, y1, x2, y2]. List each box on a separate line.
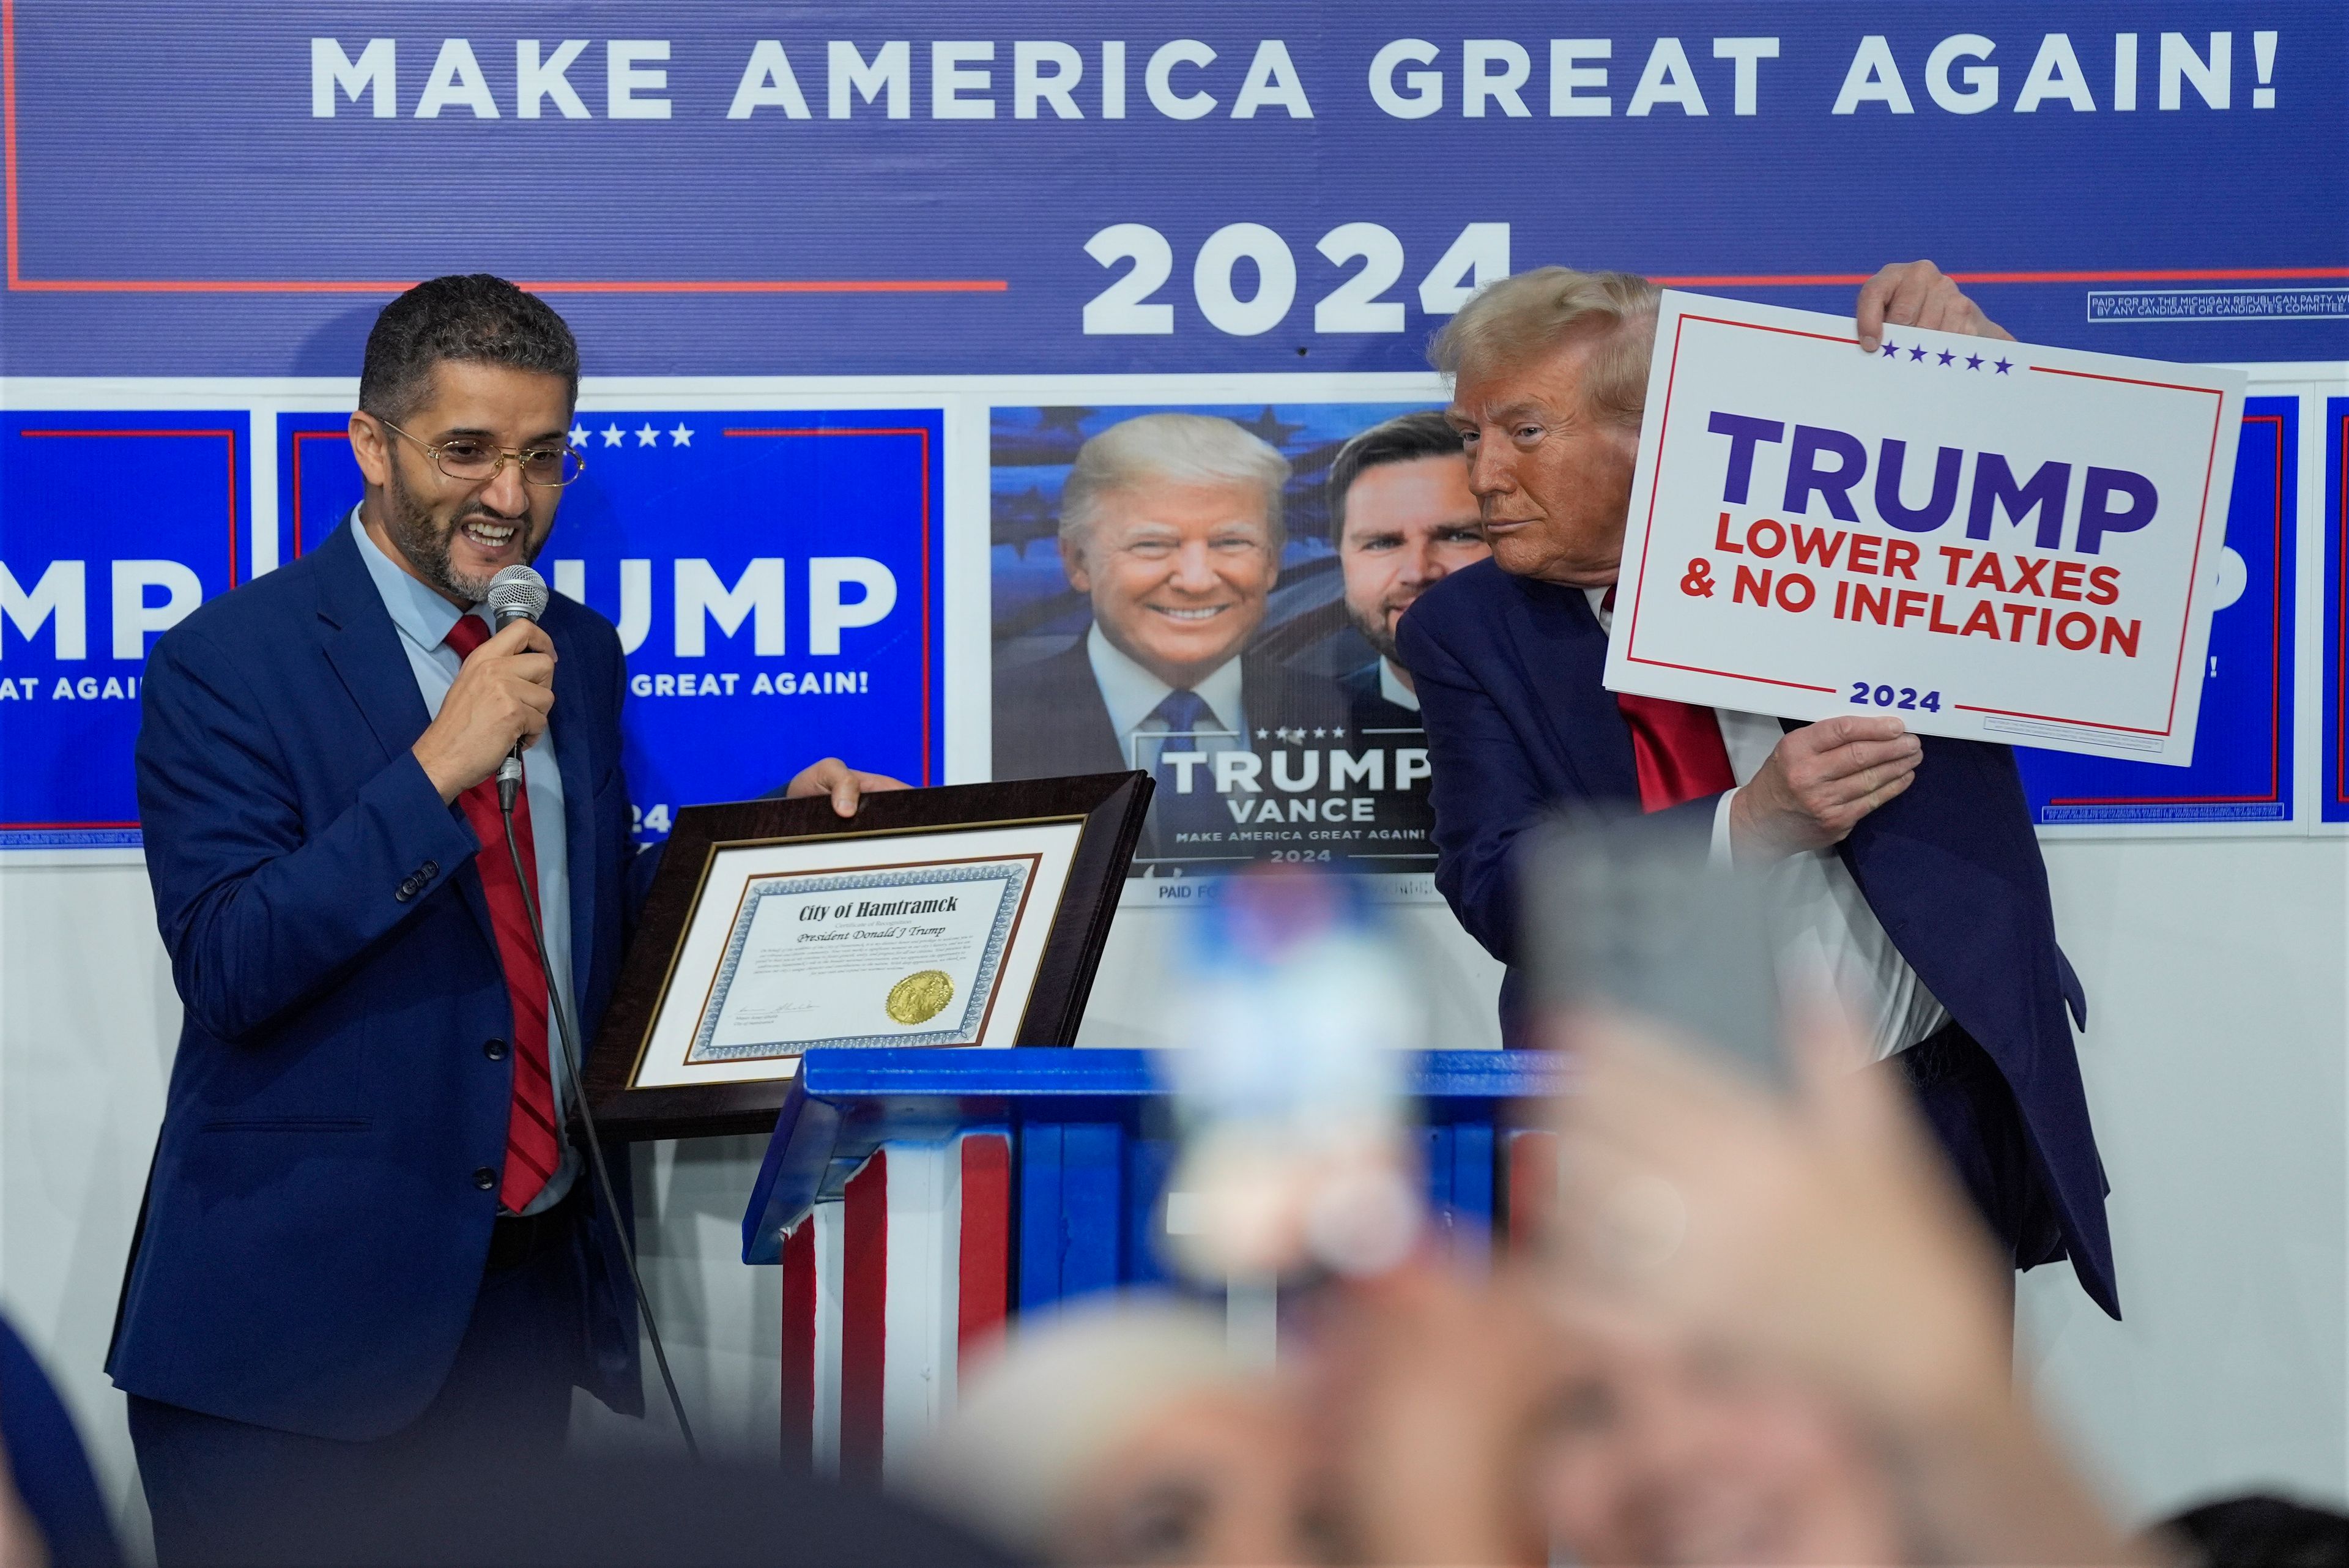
[1601, 587, 1739, 812]
[440, 615, 562, 1213]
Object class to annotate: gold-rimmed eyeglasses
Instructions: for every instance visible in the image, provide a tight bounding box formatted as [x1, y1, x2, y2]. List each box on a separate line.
[376, 415, 586, 488]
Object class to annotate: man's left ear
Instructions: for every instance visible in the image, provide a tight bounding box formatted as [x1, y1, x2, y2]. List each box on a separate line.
[347, 411, 392, 488]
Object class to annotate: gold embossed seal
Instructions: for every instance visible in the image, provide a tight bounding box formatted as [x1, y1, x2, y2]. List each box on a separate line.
[885, 968, 956, 1026]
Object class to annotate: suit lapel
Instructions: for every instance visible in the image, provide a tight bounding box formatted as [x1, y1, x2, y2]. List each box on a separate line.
[1511, 581, 1640, 803]
[311, 515, 497, 951]
[311, 518, 436, 765]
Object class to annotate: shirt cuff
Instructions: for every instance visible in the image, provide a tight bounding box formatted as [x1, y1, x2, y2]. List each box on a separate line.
[1709, 787, 1742, 871]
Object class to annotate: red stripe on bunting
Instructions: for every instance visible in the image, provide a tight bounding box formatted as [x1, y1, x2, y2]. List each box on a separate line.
[957, 1135, 1012, 1366]
[840, 1154, 889, 1487]
[781, 1220, 817, 1471]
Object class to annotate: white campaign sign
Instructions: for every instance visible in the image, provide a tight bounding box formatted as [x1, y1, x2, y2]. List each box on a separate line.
[1607, 292, 2246, 764]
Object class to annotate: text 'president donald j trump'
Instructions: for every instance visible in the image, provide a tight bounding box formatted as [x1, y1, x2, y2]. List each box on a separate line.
[1396, 261, 2116, 1318]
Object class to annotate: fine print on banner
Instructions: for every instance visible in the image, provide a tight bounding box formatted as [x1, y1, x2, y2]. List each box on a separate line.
[1609, 292, 2247, 764]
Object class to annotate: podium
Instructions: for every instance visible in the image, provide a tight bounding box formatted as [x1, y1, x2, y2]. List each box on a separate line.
[741, 1047, 1565, 1482]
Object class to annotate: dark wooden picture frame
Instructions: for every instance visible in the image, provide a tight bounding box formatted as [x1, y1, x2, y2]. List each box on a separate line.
[584, 771, 1152, 1140]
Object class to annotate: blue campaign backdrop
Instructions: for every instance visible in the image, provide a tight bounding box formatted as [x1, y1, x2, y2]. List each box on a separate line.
[0, 3, 2342, 376]
[0, 3, 2341, 844]
[280, 411, 945, 840]
[0, 414, 250, 848]
[2018, 400, 2297, 825]
[2326, 398, 2348, 824]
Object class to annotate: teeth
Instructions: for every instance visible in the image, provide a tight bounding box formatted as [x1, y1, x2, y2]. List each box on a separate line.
[1153, 606, 1223, 620]
[463, 521, 516, 546]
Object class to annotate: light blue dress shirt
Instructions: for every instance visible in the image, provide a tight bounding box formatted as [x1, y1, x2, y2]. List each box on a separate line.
[353, 513, 579, 1213]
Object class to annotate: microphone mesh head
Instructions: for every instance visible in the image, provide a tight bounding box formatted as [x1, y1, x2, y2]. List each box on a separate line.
[485, 565, 549, 628]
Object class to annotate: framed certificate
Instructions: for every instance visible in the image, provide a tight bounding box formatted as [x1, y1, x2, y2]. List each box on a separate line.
[584, 773, 1150, 1139]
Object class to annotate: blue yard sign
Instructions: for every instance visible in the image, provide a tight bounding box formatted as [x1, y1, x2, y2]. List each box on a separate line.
[0, 414, 251, 848]
[2018, 399, 2298, 825]
[281, 408, 945, 841]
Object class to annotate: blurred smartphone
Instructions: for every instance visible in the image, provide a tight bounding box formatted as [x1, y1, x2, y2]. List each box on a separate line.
[1520, 809, 1790, 1091]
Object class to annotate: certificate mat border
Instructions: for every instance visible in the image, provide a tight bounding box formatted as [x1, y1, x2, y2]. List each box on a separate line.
[680, 855, 1040, 1065]
[625, 819, 1078, 1088]
[585, 770, 1152, 1139]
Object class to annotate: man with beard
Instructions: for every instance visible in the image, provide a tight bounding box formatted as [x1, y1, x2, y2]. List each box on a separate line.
[1312, 411, 1489, 860]
[1326, 411, 1489, 736]
[113, 275, 896, 1562]
[992, 412, 1348, 867]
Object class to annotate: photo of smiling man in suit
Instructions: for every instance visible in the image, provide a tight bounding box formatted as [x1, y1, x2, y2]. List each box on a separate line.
[990, 412, 1347, 863]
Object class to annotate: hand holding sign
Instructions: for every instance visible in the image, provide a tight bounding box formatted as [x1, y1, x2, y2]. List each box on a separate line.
[1732, 715, 1924, 864]
[1854, 259, 2016, 355]
[1607, 292, 2246, 765]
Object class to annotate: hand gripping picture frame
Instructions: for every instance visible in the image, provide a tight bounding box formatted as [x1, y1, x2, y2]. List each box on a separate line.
[585, 772, 1151, 1139]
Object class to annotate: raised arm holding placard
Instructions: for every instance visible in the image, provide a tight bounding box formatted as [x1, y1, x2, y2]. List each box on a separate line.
[1397, 260, 2120, 1320]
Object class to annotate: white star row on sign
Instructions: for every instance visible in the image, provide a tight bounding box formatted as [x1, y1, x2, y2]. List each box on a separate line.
[584, 421, 695, 449]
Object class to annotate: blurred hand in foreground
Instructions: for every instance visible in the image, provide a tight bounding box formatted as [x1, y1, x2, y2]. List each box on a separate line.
[1542, 1001, 2150, 1567]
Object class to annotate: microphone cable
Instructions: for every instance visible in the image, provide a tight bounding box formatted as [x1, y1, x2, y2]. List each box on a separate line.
[501, 787, 702, 1460]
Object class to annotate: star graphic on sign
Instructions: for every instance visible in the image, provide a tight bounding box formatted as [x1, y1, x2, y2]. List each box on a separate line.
[1881, 340, 1899, 357]
[569, 423, 589, 448]
[1994, 357, 2013, 374]
[1937, 349, 1956, 366]
[635, 423, 660, 447]
[1966, 352, 1985, 370]
[1312, 727, 1326, 738]
[1256, 727, 1269, 739]
[601, 423, 625, 447]
[1332, 726, 1345, 737]
[669, 423, 694, 447]
[1908, 345, 1927, 362]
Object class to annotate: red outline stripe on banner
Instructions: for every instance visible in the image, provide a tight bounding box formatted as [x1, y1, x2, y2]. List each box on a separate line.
[3, 6, 2339, 297]
[7, 426, 240, 833]
[839, 1152, 889, 1488]
[0, 1, 1001, 297]
[725, 428, 937, 786]
[2046, 411, 2288, 806]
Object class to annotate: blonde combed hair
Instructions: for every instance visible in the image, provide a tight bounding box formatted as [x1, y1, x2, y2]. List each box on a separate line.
[1058, 412, 1291, 557]
[1429, 266, 1661, 428]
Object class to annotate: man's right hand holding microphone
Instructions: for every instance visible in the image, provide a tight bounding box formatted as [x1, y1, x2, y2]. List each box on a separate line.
[412, 620, 556, 804]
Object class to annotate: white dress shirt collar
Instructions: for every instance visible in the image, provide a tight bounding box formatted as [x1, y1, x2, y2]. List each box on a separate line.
[1378, 657, 1421, 713]
[1085, 623, 1248, 744]
[1584, 585, 1614, 634]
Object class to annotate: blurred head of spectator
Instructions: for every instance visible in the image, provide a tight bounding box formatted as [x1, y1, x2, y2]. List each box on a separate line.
[907, 1297, 1337, 1565]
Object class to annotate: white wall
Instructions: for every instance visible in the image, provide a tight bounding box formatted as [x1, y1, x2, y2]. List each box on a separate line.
[6, 841, 2344, 1557]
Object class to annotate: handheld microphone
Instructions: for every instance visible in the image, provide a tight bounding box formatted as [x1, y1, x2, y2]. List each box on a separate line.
[479, 557, 702, 1455]
[484, 565, 549, 814]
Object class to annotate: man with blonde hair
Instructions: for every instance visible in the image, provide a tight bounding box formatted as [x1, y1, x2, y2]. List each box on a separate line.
[993, 412, 1346, 858]
[1395, 261, 2117, 1320]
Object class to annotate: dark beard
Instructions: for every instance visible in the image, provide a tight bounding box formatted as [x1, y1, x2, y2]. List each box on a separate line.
[1347, 599, 1403, 665]
[379, 460, 536, 604]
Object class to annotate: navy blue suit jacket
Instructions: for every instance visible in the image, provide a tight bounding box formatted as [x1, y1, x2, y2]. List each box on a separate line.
[110, 519, 644, 1438]
[1397, 559, 2117, 1317]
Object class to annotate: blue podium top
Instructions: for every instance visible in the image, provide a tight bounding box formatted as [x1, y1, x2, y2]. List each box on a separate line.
[741, 1047, 1565, 1263]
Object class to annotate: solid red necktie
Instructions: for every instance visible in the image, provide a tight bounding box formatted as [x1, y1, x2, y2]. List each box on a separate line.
[1601, 587, 1739, 812]
[441, 615, 562, 1213]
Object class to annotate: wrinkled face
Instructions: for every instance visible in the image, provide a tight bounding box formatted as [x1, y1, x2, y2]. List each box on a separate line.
[1056, 1386, 1340, 1567]
[351, 360, 572, 606]
[1531, 1341, 1907, 1567]
[1065, 480, 1280, 690]
[1337, 455, 1487, 665]
[1448, 338, 1641, 589]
